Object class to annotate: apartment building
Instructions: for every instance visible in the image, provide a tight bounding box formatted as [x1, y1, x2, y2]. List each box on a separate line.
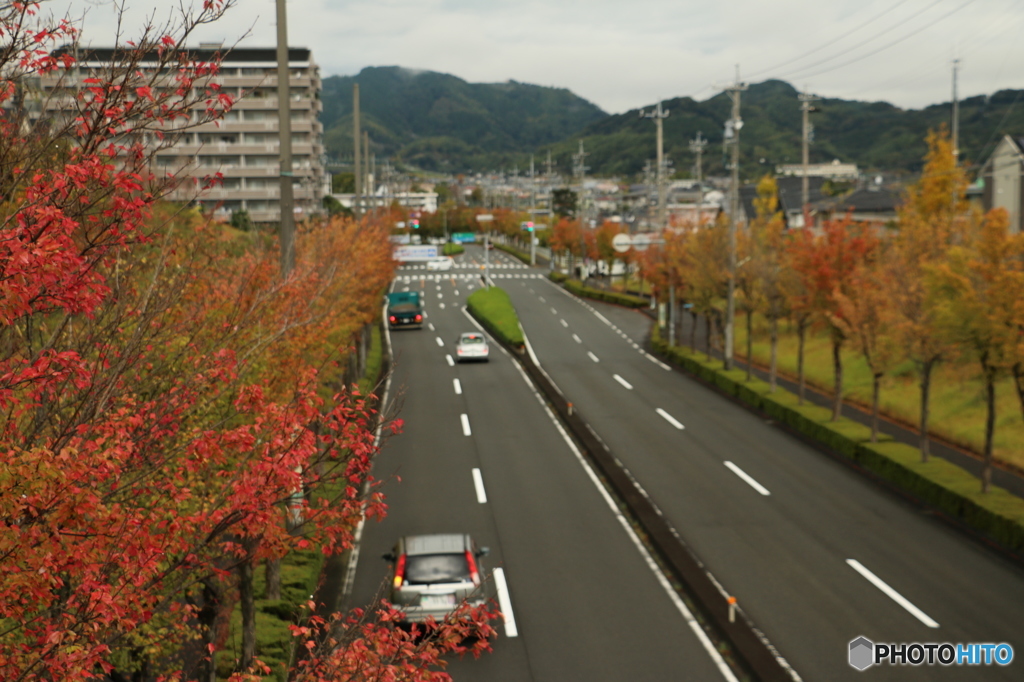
[39, 45, 326, 224]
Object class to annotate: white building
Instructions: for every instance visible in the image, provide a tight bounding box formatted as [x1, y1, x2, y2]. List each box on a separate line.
[776, 159, 859, 181]
[39, 45, 326, 224]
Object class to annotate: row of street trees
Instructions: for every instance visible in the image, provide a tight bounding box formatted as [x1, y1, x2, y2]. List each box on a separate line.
[637, 132, 1024, 493]
[0, 2, 494, 680]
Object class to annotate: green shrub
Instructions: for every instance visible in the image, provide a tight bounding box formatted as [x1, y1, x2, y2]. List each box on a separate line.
[466, 286, 524, 349]
[495, 242, 530, 264]
[442, 242, 465, 256]
[649, 324, 1024, 553]
[549, 271, 567, 284]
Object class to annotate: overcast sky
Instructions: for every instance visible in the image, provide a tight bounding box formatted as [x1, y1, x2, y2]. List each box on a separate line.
[51, 0, 1024, 114]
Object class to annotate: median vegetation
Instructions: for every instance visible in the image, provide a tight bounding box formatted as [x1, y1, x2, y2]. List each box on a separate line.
[467, 286, 525, 350]
[495, 242, 530, 264]
[651, 325, 1024, 554]
[548, 272, 649, 308]
[442, 242, 465, 256]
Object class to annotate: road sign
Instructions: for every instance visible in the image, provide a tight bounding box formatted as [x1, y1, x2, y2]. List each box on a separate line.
[451, 232, 476, 243]
[632, 233, 653, 251]
[612, 233, 632, 253]
[476, 214, 494, 223]
[393, 245, 438, 262]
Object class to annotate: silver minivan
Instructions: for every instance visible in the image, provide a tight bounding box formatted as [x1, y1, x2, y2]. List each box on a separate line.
[383, 533, 490, 624]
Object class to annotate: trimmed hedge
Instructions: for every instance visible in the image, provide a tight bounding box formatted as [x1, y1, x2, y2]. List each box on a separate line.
[442, 242, 465, 256]
[650, 325, 1024, 554]
[548, 272, 648, 308]
[466, 286, 524, 350]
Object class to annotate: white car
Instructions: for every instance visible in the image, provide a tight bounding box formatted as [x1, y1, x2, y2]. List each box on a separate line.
[426, 257, 454, 271]
[454, 332, 489, 362]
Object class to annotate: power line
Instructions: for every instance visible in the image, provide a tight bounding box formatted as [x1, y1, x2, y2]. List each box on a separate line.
[778, 0, 980, 83]
[745, 0, 912, 80]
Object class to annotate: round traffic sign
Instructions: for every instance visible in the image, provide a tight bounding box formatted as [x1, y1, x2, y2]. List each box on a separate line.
[632, 233, 653, 251]
[612, 233, 632, 253]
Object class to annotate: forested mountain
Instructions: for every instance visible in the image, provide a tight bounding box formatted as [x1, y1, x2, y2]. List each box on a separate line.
[320, 67, 607, 172]
[321, 69, 1024, 178]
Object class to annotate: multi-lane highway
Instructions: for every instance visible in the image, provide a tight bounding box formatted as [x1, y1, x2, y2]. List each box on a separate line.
[349, 249, 737, 681]
[350, 245, 1024, 680]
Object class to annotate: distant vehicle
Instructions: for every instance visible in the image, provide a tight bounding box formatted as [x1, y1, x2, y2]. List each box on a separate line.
[426, 256, 454, 272]
[485, 242, 495, 250]
[383, 533, 490, 625]
[387, 291, 423, 329]
[454, 332, 489, 362]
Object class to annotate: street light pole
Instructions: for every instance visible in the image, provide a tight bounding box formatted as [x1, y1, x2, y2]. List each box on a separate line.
[275, 0, 295, 277]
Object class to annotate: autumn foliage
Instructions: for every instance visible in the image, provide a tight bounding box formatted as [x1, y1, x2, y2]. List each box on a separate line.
[0, 3, 495, 680]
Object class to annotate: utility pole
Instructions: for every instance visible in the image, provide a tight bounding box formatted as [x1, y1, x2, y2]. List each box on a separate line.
[689, 131, 707, 228]
[529, 155, 537, 265]
[640, 101, 670, 231]
[363, 130, 371, 213]
[352, 83, 361, 219]
[275, 0, 295, 276]
[724, 67, 747, 371]
[951, 58, 960, 165]
[799, 90, 820, 227]
[572, 140, 588, 278]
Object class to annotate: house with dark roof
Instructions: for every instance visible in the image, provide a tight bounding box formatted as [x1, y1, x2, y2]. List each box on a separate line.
[980, 134, 1024, 234]
[813, 187, 902, 229]
[738, 176, 827, 229]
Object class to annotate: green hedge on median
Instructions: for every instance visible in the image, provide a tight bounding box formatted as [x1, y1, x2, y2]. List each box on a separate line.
[442, 242, 465, 256]
[466, 286, 524, 350]
[548, 272, 648, 308]
[495, 242, 530, 264]
[650, 325, 1024, 554]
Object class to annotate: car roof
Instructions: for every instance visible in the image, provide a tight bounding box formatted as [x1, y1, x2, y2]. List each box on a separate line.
[402, 533, 469, 555]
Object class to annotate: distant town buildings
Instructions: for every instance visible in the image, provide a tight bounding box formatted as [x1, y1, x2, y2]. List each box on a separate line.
[776, 159, 859, 181]
[38, 45, 327, 224]
[980, 134, 1024, 234]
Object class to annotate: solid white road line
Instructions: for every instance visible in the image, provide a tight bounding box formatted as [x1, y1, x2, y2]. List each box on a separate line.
[593, 311, 611, 325]
[493, 567, 518, 638]
[656, 408, 685, 430]
[471, 467, 488, 504]
[436, 337, 444, 347]
[505, 360, 738, 680]
[428, 323, 435, 331]
[724, 461, 771, 496]
[572, 333, 582, 343]
[461, 413, 472, 437]
[587, 351, 600, 363]
[560, 319, 568, 327]
[446, 354, 454, 367]
[645, 352, 673, 371]
[613, 374, 634, 390]
[846, 559, 940, 628]
[453, 378, 462, 395]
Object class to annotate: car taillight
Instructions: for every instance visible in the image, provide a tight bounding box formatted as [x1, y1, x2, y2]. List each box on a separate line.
[414, 314, 422, 322]
[389, 315, 396, 323]
[465, 550, 480, 586]
[393, 554, 406, 588]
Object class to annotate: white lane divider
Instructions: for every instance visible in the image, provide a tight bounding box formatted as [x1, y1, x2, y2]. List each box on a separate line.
[471, 467, 488, 504]
[428, 323, 435, 331]
[847, 559, 940, 628]
[538, 296, 546, 303]
[613, 374, 634, 390]
[656, 408, 685, 430]
[446, 354, 454, 367]
[645, 352, 673, 371]
[436, 337, 444, 347]
[493, 567, 518, 638]
[460, 413, 472, 437]
[453, 378, 462, 395]
[724, 461, 770, 496]
[572, 333, 582, 344]
[560, 319, 568, 328]
[587, 351, 600, 363]
[437, 293, 443, 298]
[439, 303, 446, 309]
[454, 289, 460, 296]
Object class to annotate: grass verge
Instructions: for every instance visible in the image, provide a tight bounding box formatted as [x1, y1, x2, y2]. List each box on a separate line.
[442, 242, 465, 256]
[466, 286, 524, 350]
[651, 325, 1024, 555]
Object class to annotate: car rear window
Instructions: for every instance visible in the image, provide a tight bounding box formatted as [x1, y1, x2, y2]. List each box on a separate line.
[460, 336, 485, 344]
[405, 554, 471, 584]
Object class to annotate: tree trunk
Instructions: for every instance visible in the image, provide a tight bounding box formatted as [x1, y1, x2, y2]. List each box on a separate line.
[797, 321, 806, 405]
[769, 317, 778, 393]
[982, 360, 995, 494]
[870, 372, 881, 443]
[745, 309, 753, 382]
[831, 339, 843, 422]
[238, 548, 257, 672]
[265, 558, 281, 600]
[690, 310, 698, 352]
[919, 359, 934, 462]
[705, 314, 713, 361]
[197, 579, 222, 682]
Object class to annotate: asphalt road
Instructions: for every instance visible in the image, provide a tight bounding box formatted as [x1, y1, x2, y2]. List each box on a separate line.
[347, 250, 737, 681]
[490, 246, 1024, 681]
